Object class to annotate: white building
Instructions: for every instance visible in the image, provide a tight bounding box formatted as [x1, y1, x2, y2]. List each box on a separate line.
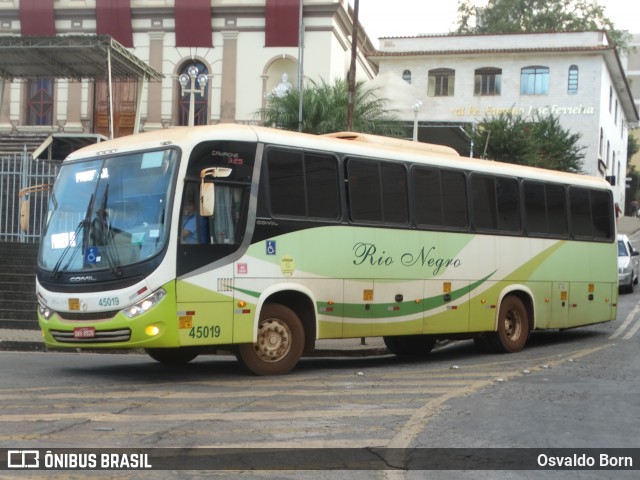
[621, 33, 640, 174]
[367, 31, 639, 205]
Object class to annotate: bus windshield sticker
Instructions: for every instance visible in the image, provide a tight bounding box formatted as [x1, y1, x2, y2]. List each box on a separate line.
[85, 247, 100, 264]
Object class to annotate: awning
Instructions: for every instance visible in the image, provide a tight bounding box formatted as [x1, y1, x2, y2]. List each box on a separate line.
[0, 35, 163, 139]
[32, 133, 108, 161]
[0, 35, 162, 81]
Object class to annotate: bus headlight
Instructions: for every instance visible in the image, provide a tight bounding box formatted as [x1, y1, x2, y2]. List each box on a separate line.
[122, 288, 166, 319]
[38, 303, 54, 320]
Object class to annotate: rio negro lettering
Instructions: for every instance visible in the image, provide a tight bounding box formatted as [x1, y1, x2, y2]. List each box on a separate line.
[352, 243, 461, 275]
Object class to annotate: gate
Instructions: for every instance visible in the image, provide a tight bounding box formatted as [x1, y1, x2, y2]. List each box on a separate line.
[0, 148, 59, 243]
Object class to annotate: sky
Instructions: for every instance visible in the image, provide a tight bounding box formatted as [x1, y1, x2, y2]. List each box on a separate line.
[355, 0, 638, 40]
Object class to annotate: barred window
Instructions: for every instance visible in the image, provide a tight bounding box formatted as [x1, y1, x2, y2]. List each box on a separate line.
[567, 65, 578, 94]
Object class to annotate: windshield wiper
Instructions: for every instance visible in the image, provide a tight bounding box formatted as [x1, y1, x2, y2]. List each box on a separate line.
[93, 185, 123, 277]
[50, 193, 95, 279]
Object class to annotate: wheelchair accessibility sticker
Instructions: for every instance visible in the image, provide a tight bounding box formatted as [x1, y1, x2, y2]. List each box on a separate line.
[266, 240, 276, 256]
[85, 247, 101, 264]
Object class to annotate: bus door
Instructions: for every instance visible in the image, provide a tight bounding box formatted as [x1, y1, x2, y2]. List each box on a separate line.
[372, 280, 423, 337]
[423, 279, 470, 334]
[343, 279, 373, 338]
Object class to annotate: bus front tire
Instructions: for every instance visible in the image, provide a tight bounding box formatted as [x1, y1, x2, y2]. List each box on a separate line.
[145, 346, 201, 364]
[383, 335, 436, 357]
[489, 296, 529, 353]
[237, 304, 305, 376]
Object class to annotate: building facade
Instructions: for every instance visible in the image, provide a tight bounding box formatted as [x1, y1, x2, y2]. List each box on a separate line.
[621, 33, 640, 174]
[0, 0, 375, 137]
[367, 31, 639, 206]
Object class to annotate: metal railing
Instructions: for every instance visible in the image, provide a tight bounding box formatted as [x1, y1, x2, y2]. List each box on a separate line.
[0, 147, 59, 243]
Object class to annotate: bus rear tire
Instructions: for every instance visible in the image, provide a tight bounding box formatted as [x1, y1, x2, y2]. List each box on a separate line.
[383, 335, 436, 357]
[489, 295, 529, 353]
[145, 347, 201, 364]
[237, 304, 304, 375]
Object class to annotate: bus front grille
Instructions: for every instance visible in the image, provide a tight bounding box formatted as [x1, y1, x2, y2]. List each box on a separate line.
[50, 329, 131, 343]
[57, 311, 120, 321]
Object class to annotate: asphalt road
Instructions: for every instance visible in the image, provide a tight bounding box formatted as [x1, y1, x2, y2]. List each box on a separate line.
[1, 294, 639, 480]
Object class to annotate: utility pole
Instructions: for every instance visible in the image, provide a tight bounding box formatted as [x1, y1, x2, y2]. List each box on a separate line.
[297, 0, 304, 131]
[346, 0, 359, 131]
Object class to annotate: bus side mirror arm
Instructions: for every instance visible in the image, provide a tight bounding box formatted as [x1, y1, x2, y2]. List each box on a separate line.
[199, 167, 232, 217]
[18, 184, 52, 232]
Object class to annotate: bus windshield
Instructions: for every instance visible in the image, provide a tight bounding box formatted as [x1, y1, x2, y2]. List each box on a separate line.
[38, 149, 178, 275]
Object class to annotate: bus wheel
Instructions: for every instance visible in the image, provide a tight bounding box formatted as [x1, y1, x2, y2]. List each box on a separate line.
[237, 304, 304, 375]
[383, 335, 436, 357]
[145, 347, 201, 364]
[489, 296, 529, 353]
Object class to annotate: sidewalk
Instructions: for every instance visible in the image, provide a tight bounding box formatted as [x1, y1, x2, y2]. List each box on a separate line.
[618, 215, 640, 236]
[0, 327, 44, 352]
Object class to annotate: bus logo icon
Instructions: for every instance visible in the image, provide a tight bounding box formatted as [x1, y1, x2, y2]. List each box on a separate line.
[266, 240, 276, 255]
[8, 450, 39, 468]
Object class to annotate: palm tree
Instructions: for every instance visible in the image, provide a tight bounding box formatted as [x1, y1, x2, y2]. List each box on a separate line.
[259, 78, 405, 137]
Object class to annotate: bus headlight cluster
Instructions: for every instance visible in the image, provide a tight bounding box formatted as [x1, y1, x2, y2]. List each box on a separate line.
[122, 288, 166, 319]
[38, 303, 54, 320]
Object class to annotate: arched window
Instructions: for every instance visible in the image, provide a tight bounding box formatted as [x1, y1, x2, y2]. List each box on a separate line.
[27, 79, 54, 126]
[428, 68, 455, 97]
[177, 61, 209, 126]
[520, 66, 549, 95]
[402, 69, 412, 84]
[567, 65, 578, 94]
[474, 67, 501, 96]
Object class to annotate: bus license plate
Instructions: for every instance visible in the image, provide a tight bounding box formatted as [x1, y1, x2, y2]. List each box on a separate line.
[74, 327, 96, 339]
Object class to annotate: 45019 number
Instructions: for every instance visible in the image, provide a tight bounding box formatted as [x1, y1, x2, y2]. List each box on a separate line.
[189, 325, 221, 339]
[98, 297, 119, 307]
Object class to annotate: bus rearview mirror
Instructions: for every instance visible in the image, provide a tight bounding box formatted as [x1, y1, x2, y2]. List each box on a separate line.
[200, 183, 215, 217]
[199, 167, 232, 217]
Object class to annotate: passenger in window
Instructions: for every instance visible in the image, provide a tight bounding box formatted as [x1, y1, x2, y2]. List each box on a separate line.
[181, 198, 198, 244]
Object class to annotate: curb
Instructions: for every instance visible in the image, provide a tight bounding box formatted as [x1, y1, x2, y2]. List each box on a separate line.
[0, 341, 46, 352]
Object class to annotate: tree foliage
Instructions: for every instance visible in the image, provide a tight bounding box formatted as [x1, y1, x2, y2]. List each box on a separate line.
[628, 134, 640, 163]
[467, 112, 585, 173]
[456, 0, 629, 51]
[259, 78, 405, 137]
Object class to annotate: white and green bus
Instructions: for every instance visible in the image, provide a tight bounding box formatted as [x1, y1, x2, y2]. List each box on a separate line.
[36, 125, 617, 375]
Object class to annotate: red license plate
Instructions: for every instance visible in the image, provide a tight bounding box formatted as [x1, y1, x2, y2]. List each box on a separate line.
[73, 327, 96, 339]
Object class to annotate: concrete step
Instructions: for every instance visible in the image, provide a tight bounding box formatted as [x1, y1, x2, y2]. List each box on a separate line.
[0, 318, 39, 330]
[0, 242, 39, 330]
[0, 278, 37, 293]
[0, 290, 36, 302]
